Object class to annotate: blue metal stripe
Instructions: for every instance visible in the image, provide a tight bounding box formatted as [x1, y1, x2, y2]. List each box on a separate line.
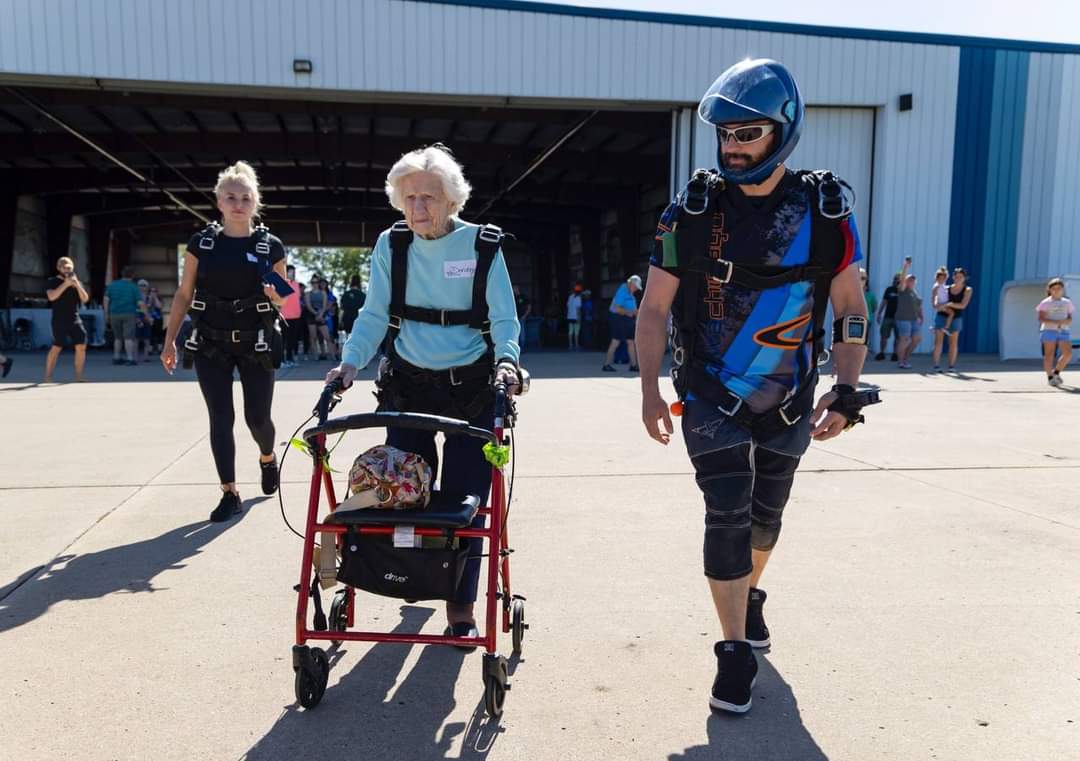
[425, 0, 1080, 54]
[948, 47, 994, 351]
[970, 49, 1029, 353]
[948, 47, 1030, 353]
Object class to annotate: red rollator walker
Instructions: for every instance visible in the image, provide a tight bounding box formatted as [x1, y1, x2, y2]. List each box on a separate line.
[291, 376, 526, 718]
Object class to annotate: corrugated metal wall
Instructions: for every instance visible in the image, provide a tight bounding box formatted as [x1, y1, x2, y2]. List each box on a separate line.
[1048, 56, 1080, 281]
[1015, 53, 1063, 282]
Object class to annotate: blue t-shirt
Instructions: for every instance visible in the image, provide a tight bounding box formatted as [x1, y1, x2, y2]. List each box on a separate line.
[105, 279, 143, 315]
[651, 171, 863, 412]
[610, 283, 638, 314]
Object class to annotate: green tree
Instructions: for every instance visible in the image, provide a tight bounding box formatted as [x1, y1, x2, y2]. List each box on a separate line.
[289, 247, 372, 291]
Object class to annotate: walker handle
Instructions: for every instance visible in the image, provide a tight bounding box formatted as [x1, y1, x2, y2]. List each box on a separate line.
[314, 378, 346, 424]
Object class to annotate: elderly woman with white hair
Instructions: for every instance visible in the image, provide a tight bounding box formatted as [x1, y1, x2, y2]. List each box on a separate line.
[326, 144, 520, 646]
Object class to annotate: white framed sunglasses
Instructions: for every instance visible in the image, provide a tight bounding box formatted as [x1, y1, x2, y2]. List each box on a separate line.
[717, 123, 776, 145]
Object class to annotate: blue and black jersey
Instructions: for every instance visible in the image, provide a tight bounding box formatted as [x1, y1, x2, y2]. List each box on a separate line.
[651, 170, 863, 413]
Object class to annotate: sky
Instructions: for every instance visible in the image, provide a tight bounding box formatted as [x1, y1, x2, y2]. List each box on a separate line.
[556, 0, 1080, 46]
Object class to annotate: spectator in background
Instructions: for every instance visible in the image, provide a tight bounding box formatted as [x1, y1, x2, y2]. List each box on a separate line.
[280, 265, 302, 367]
[514, 284, 531, 351]
[304, 276, 331, 360]
[602, 274, 641, 372]
[44, 256, 90, 382]
[580, 289, 594, 349]
[323, 279, 341, 360]
[875, 270, 901, 361]
[296, 281, 309, 360]
[340, 275, 366, 337]
[894, 264, 922, 370]
[105, 266, 148, 366]
[1037, 278, 1074, 387]
[135, 279, 159, 362]
[859, 268, 877, 353]
[939, 267, 972, 372]
[146, 285, 165, 353]
[566, 282, 583, 350]
[0, 351, 11, 378]
[929, 266, 952, 371]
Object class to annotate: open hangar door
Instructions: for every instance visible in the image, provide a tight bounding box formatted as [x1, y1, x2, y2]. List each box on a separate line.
[0, 84, 671, 349]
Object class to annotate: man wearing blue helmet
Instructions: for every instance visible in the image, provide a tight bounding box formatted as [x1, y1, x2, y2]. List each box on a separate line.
[636, 59, 878, 714]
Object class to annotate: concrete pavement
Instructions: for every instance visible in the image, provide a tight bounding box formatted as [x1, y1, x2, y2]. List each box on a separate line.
[1, 352, 1077, 760]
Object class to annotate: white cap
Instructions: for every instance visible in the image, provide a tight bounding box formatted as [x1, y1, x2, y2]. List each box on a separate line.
[628, 275, 643, 289]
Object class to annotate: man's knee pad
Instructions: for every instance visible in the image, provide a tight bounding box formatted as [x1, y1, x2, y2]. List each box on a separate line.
[692, 445, 755, 579]
[749, 448, 800, 552]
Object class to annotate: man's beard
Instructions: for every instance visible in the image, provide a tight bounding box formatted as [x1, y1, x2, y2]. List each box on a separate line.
[722, 152, 757, 171]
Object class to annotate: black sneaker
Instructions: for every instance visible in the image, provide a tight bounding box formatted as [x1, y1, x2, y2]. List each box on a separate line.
[260, 455, 279, 495]
[628, 365, 639, 372]
[890, 353, 899, 362]
[746, 588, 770, 648]
[602, 364, 616, 372]
[210, 491, 242, 522]
[710, 640, 758, 714]
[874, 352, 885, 361]
[1, 357, 12, 378]
[112, 357, 124, 365]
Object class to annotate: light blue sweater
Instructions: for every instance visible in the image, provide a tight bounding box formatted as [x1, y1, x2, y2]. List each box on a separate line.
[342, 218, 520, 370]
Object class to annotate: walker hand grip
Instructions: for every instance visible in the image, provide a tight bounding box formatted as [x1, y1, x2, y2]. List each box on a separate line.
[314, 379, 346, 424]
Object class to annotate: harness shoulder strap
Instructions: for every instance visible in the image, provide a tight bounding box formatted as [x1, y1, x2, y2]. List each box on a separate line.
[252, 223, 272, 258]
[470, 224, 503, 332]
[196, 221, 223, 252]
[799, 170, 855, 364]
[387, 221, 414, 353]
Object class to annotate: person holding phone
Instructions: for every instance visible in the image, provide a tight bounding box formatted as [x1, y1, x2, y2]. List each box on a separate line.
[44, 256, 90, 382]
[161, 161, 289, 522]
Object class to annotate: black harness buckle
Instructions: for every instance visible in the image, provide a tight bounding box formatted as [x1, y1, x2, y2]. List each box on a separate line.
[388, 314, 402, 330]
[448, 366, 463, 386]
[778, 402, 802, 426]
[198, 236, 215, 251]
[716, 391, 743, 418]
[255, 301, 273, 314]
[709, 259, 734, 285]
[230, 330, 242, 343]
[477, 225, 502, 245]
[190, 299, 206, 312]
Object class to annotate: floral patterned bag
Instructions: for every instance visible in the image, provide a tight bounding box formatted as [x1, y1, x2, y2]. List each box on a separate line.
[339, 445, 432, 510]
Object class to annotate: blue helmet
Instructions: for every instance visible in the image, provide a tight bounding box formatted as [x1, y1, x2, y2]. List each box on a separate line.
[697, 59, 805, 185]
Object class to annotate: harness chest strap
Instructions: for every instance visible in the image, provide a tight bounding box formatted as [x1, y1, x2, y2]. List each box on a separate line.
[668, 169, 854, 419]
[385, 221, 504, 356]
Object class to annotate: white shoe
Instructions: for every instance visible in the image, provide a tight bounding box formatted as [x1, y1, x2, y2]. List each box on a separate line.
[1049, 374, 1063, 387]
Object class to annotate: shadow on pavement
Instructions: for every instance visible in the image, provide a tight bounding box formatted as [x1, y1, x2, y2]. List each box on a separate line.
[0, 496, 267, 633]
[668, 656, 827, 761]
[246, 604, 504, 761]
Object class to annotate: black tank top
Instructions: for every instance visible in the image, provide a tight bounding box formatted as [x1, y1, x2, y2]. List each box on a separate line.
[948, 285, 966, 305]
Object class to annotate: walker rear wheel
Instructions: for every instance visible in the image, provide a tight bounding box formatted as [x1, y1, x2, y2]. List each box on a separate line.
[328, 590, 349, 644]
[511, 599, 527, 654]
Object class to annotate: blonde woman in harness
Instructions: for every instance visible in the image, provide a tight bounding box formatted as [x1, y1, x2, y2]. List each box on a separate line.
[161, 161, 290, 522]
[325, 144, 521, 647]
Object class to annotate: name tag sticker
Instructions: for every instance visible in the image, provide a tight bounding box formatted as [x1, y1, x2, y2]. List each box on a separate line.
[444, 260, 477, 279]
[246, 253, 259, 263]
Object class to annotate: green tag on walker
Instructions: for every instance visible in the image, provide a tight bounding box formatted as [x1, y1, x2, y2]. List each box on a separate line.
[290, 438, 339, 472]
[483, 442, 510, 468]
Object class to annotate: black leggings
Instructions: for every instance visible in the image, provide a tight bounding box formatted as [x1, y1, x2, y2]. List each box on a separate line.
[194, 352, 276, 484]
